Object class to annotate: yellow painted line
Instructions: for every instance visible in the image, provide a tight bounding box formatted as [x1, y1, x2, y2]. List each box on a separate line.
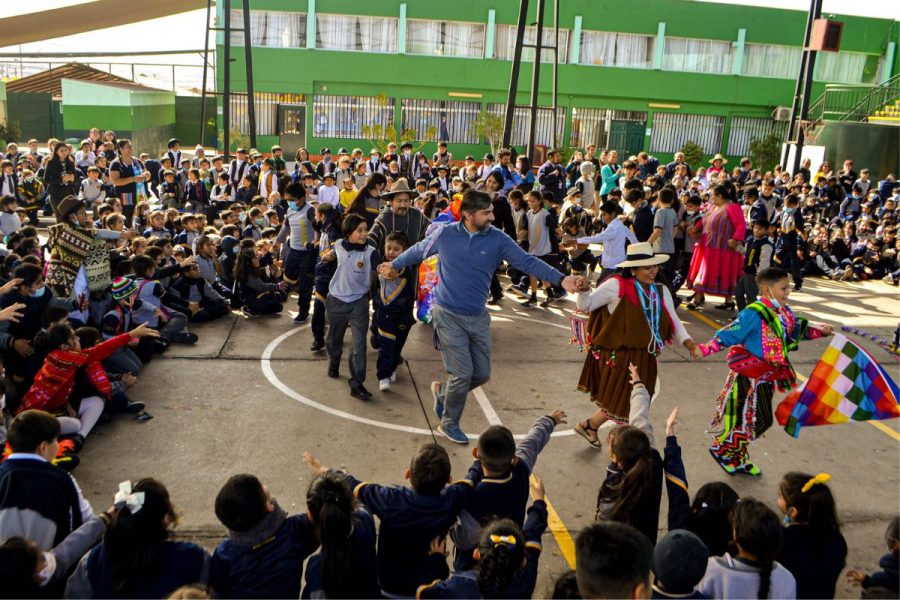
[531, 474, 577, 569]
[683, 310, 900, 442]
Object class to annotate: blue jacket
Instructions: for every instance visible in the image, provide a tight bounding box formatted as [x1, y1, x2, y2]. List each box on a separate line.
[392, 222, 564, 317]
[301, 508, 380, 599]
[211, 509, 319, 598]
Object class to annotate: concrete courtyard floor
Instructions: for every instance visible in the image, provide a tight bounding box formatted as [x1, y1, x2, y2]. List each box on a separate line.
[75, 276, 899, 598]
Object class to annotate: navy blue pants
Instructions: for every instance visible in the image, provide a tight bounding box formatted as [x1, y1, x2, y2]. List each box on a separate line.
[283, 248, 316, 319]
[311, 278, 332, 343]
[373, 308, 414, 380]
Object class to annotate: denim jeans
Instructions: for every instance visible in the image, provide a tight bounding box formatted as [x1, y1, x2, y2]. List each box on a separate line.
[432, 304, 492, 430]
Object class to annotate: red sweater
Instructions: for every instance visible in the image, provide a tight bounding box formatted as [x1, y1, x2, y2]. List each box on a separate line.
[18, 333, 133, 414]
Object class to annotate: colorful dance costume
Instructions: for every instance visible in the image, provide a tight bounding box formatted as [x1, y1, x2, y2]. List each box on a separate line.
[698, 298, 825, 475]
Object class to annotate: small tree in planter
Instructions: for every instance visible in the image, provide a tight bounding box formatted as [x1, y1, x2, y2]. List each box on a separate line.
[361, 93, 436, 155]
[0, 120, 20, 147]
[472, 109, 505, 157]
[749, 133, 782, 173]
[679, 140, 704, 170]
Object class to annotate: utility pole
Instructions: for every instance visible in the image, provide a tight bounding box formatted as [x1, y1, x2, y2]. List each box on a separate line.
[793, 0, 823, 174]
[242, 0, 257, 149]
[783, 0, 821, 171]
[526, 0, 545, 160]
[223, 0, 231, 158]
[502, 0, 529, 150]
[199, 0, 211, 147]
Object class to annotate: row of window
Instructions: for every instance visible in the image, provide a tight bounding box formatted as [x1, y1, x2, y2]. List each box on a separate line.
[227, 93, 788, 156]
[224, 10, 886, 85]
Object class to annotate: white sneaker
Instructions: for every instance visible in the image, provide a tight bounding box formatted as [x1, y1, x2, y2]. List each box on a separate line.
[379, 378, 391, 392]
[389, 372, 396, 383]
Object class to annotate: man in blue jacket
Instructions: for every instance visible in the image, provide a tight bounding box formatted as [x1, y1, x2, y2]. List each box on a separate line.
[378, 190, 586, 443]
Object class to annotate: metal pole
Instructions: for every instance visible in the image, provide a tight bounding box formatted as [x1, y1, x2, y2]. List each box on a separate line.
[782, 0, 817, 168]
[223, 0, 231, 157]
[242, 0, 257, 150]
[793, 0, 823, 174]
[199, 0, 212, 146]
[502, 0, 529, 149]
[551, 0, 559, 149]
[527, 0, 545, 160]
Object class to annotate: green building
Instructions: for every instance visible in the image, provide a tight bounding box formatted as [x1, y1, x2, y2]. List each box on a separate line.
[215, 0, 899, 166]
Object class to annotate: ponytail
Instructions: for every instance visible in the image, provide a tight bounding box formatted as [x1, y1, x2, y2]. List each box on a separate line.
[779, 472, 841, 545]
[307, 472, 354, 598]
[476, 519, 526, 597]
[596, 426, 653, 525]
[730, 498, 782, 600]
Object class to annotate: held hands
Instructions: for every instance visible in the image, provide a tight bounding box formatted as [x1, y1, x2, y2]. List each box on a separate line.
[377, 262, 399, 280]
[691, 344, 706, 360]
[561, 275, 590, 294]
[549, 409, 568, 425]
[820, 324, 834, 336]
[303, 451, 329, 475]
[845, 571, 866, 586]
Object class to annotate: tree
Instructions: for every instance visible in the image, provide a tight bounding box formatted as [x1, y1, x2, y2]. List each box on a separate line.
[0, 120, 20, 146]
[749, 132, 782, 173]
[679, 140, 704, 169]
[361, 93, 436, 155]
[218, 127, 250, 154]
[472, 109, 504, 156]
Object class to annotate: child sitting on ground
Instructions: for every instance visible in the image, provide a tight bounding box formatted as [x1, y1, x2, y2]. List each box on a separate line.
[847, 517, 899, 596]
[373, 232, 416, 391]
[168, 262, 230, 323]
[776, 472, 847, 599]
[131, 255, 197, 345]
[210, 474, 318, 598]
[233, 250, 283, 316]
[418, 476, 550, 599]
[303, 445, 481, 598]
[325, 214, 379, 401]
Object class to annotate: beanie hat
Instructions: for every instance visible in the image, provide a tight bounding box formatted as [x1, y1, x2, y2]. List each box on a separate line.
[111, 276, 139, 301]
[652, 530, 709, 594]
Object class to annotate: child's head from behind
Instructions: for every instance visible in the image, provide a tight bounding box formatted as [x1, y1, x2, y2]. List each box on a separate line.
[575, 521, 652, 600]
[602, 425, 652, 523]
[688, 481, 739, 556]
[651, 530, 709, 596]
[407, 443, 451, 495]
[476, 425, 516, 475]
[730, 498, 782, 598]
[886, 516, 900, 556]
[384, 231, 410, 262]
[132, 255, 157, 279]
[306, 471, 355, 597]
[0, 537, 44, 596]
[215, 474, 272, 532]
[778, 472, 840, 535]
[474, 518, 526, 596]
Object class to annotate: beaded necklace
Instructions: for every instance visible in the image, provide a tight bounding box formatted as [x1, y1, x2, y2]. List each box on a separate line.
[635, 281, 665, 356]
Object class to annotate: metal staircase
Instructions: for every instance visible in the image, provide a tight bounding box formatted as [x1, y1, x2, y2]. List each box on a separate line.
[802, 73, 900, 142]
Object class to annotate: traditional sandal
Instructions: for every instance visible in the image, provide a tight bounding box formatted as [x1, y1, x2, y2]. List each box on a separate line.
[575, 420, 603, 450]
[736, 462, 762, 477]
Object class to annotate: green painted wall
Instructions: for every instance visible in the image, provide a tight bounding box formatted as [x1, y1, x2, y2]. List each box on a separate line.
[175, 96, 217, 148]
[62, 79, 132, 107]
[215, 0, 899, 158]
[8, 92, 60, 141]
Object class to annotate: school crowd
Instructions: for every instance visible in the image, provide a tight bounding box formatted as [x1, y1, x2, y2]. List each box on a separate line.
[0, 131, 897, 599]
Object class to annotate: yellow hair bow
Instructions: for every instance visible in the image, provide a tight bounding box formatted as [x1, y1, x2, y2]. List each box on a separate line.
[489, 534, 517, 546]
[801, 473, 831, 493]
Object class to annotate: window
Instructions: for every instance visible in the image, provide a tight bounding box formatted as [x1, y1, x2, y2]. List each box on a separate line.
[315, 14, 398, 53]
[406, 20, 485, 58]
[650, 113, 724, 154]
[569, 108, 648, 148]
[579, 31, 655, 68]
[742, 44, 802, 80]
[726, 117, 787, 156]
[228, 92, 305, 136]
[663, 38, 733, 74]
[313, 95, 394, 138]
[814, 51, 882, 84]
[401, 99, 481, 144]
[487, 104, 565, 147]
[494, 25, 569, 63]
[228, 10, 305, 48]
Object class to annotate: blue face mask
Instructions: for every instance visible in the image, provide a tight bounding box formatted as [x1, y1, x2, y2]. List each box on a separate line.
[233, 246, 240, 255]
[32, 286, 46, 298]
[288, 201, 299, 211]
[255, 218, 265, 226]
[768, 295, 781, 309]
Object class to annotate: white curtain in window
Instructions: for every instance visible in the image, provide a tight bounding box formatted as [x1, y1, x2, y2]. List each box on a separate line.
[229, 10, 266, 46]
[580, 31, 617, 65]
[580, 31, 653, 68]
[815, 51, 867, 84]
[262, 12, 294, 48]
[317, 15, 357, 50]
[444, 22, 484, 57]
[495, 26, 567, 63]
[663, 38, 733, 74]
[742, 44, 802, 79]
[358, 16, 397, 53]
[407, 20, 441, 55]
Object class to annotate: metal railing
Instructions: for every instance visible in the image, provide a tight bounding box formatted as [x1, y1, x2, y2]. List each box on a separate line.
[807, 73, 900, 124]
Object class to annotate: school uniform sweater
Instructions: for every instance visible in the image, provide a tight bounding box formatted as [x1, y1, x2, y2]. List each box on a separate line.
[776, 524, 847, 599]
[275, 203, 316, 250]
[329, 240, 378, 303]
[344, 464, 482, 597]
[698, 553, 797, 599]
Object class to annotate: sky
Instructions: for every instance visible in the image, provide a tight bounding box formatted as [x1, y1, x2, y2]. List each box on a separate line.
[0, 0, 897, 92]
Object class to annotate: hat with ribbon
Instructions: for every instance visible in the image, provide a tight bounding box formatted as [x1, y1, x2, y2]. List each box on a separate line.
[616, 242, 669, 268]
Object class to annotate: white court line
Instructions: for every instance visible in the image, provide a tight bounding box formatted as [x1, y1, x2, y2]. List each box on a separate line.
[260, 313, 578, 439]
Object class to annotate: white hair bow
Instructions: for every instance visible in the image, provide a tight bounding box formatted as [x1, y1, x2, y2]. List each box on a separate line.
[114, 481, 145, 514]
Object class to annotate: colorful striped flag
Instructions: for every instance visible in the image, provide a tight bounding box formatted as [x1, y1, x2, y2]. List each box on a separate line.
[776, 334, 900, 437]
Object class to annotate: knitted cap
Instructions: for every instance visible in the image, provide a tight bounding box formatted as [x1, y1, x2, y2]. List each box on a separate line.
[652, 530, 709, 594]
[111, 276, 139, 301]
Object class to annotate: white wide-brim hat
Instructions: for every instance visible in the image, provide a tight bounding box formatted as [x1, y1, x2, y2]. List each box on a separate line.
[617, 242, 670, 268]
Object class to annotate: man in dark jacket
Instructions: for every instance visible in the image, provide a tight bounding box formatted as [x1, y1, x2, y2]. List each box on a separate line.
[537, 149, 566, 202]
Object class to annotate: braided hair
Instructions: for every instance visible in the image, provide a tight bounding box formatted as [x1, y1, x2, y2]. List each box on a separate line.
[476, 518, 526, 598]
[731, 498, 782, 599]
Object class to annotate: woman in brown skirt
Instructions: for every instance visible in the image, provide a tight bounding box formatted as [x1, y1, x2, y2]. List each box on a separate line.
[574, 242, 697, 448]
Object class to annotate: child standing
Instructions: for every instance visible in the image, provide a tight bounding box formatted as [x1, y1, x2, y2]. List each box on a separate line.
[310, 204, 342, 352]
[735, 219, 774, 311]
[775, 194, 805, 291]
[317, 172, 339, 208]
[373, 232, 415, 392]
[523, 190, 564, 307]
[79, 166, 107, 217]
[776, 472, 847, 599]
[695, 267, 832, 476]
[325, 214, 379, 401]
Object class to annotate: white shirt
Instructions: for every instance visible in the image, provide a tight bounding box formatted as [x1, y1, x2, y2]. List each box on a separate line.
[1, 173, 15, 197]
[575, 276, 691, 346]
[317, 184, 339, 208]
[578, 218, 638, 269]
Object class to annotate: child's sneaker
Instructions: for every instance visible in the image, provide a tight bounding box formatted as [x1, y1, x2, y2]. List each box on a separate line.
[437, 422, 469, 445]
[379, 378, 391, 392]
[389, 372, 396, 384]
[431, 381, 444, 420]
[243, 307, 259, 317]
[293, 314, 309, 325]
[171, 332, 198, 345]
[310, 338, 325, 352]
[522, 293, 537, 308]
[884, 274, 897, 285]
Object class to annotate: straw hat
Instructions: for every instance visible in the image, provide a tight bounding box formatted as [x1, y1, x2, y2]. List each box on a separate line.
[709, 153, 728, 164]
[381, 178, 415, 198]
[617, 242, 669, 268]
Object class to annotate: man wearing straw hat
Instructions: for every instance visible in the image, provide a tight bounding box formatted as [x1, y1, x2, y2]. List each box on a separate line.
[378, 189, 587, 444]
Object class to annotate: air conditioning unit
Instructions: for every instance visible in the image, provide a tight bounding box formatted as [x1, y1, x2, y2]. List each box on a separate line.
[772, 106, 792, 122]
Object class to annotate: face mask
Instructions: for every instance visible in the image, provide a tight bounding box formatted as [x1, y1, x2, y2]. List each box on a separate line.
[288, 201, 299, 211]
[233, 246, 240, 255]
[767, 295, 781, 309]
[255, 218, 265, 226]
[32, 285, 46, 298]
[852, 195, 860, 200]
